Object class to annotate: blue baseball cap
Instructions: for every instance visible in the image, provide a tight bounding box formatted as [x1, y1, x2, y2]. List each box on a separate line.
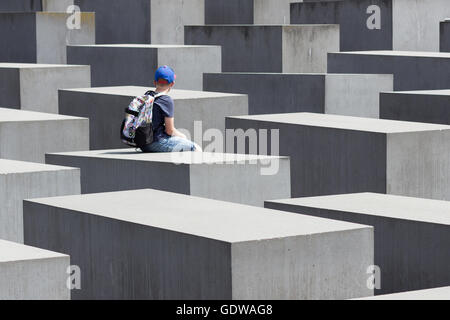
[154, 65, 176, 84]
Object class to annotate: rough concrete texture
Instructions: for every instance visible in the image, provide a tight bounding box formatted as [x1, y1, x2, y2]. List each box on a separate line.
[266, 193, 450, 295]
[441, 19, 450, 52]
[356, 286, 450, 300]
[67, 45, 221, 89]
[58, 86, 248, 150]
[23, 189, 373, 300]
[205, 0, 297, 24]
[328, 51, 450, 90]
[292, 0, 450, 51]
[0, 159, 80, 243]
[204, 72, 393, 117]
[185, 25, 339, 73]
[0, 239, 70, 300]
[45, 150, 290, 207]
[0, 63, 91, 114]
[380, 90, 450, 125]
[225, 113, 450, 200]
[0, 12, 95, 64]
[73, 0, 204, 44]
[0, 108, 89, 163]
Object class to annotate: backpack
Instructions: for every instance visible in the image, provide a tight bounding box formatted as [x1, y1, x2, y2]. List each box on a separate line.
[120, 91, 167, 148]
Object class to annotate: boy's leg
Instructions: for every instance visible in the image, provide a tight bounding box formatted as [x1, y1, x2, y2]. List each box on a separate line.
[141, 136, 200, 153]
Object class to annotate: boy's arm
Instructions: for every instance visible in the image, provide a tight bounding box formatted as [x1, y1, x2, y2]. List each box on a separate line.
[164, 117, 186, 139]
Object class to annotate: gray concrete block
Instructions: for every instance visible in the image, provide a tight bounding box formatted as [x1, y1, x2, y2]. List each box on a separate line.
[292, 0, 450, 51]
[0, 63, 91, 114]
[0, 239, 69, 300]
[0, 159, 80, 243]
[42, 0, 74, 11]
[23, 188, 373, 299]
[225, 112, 450, 200]
[380, 90, 450, 125]
[205, 0, 297, 24]
[441, 19, 450, 52]
[328, 51, 450, 90]
[0, 0, 41, 11]
[0, 108, 89, 163]
[204, 73, 393, 117]
[46, 150, 290, 207]
[58, 86, 247, 150]
[67, 45, 221, 89]
[72, 0, 204, 44]
[185, 25, 339, 73]
[266, 193, 450, 295]
[0, 12, 95, 64]
[356, 286, 450, 300]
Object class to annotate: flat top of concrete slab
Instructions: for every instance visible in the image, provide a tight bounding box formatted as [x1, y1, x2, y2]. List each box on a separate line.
[26, 189, 371, 243]
[0, 159, 78, 175]
[68, 44, 220, 49]
[355, 286, 450, 300]
[47, 150, 288, 164]
[267, 193, 450, 226]
[228, 112, 450, 133]
[0, 63, 88, 69]
[0, 108, 87, 122]
[208, 72, 392, 77]
[383, 90, 450, 96]
[0, 239, 67, 263]
[61, 86, 246, 99]
[332, 51, 450, 58]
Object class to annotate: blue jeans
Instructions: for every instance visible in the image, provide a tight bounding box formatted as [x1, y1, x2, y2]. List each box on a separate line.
[141, 136, 197, 153]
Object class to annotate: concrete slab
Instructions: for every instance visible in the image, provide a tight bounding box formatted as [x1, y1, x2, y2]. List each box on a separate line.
[441, 19, 450, 52]
[185, 25, 339, 73]
[205, 0, 296, 24]
[356, 286, 450, 300]
[204, 73, 393, 117]
[42, 0, 74, 11]
[0, 63, 91, 114]
[59, 86, 248, 150]
[0, 108, 89, 163]
[67, 45, 221, 90]
[0, 159, 80, 243]
[380, 90, 450, 125]
[0, 0, 42, 11]
[71, 0, 204, 44]
[328, 51, 450, 90]
[46, 150, 290, 207]
[225, 112, 450, 200]
[292, 0, 450, 51]
[0, 239, 69, 300]
[266, 193, 450, 295]
[0, 12, 95, 64]
[23, 188, 373, 299]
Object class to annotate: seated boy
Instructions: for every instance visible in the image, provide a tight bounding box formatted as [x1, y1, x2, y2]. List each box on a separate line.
[141, 66, 202, 153]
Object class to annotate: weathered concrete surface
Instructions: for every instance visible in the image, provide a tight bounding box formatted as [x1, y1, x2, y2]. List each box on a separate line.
[356, 286, 450, 300]
[291, 0, 450, 51]
[23, 189, 373, 300]
[0, 108, 89, 163]
[0, 63, 91, 114]
[226, 113, 450, 200]
[266, 193, 450, 295]
[380, 90, 450, 125]
[0, 239, 70, 300]
[205, 0, 297, 24]
[204, 72, 392, 117]
[46, 150, 290, 207]
[328, 51, 450, 90]
[0, 12, 95, 64]
[0, 159, 80, 243]
[441, 19, 450, 52]
[67, 45, 221, 89]
[73, 0, 204, 44]
[185, 25, 339, 73]
[58, 86, 247, 150]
